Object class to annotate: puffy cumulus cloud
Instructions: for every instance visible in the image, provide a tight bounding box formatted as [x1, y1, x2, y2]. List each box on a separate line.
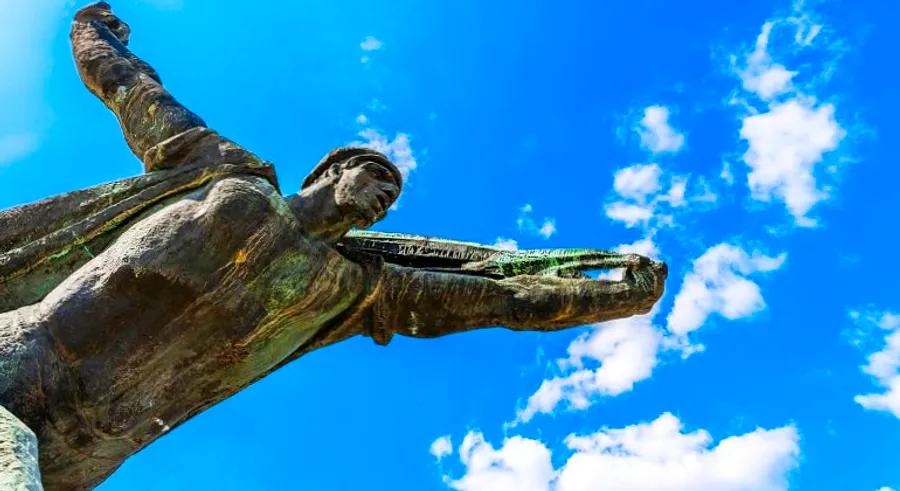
[613, 163, 663, 201]
[517, 204, 557, 239]
[517, 245, 785, 422]
[737, 22, 798, 101]
[360, 35, 384, 51]
[636, 106, 685, 154]
[604, 202, 655, 229]
[604, 163, 712, 230]
[431, 435, 453, 461]
[740, 98, 844, 227]
[732, 6, 846, 226]
[448, 433, 554, 491]
[444, 413, 800, 491]
[851, 310, 900, 418]
[615, 236, 660, 260]
[354, 128, 418, 180]
[557, 414, 799, 491]
[515, 315, 662, 424]
[733, 3, 824, 101]
[667, 244, 785, 341]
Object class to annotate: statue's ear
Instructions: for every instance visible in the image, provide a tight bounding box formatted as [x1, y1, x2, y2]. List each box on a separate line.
[301, 147, 398, 190]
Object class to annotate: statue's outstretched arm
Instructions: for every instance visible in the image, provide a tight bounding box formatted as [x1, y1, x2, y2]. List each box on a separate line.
[332, 237, 667, 344]
[371, 262, 665, 342]
[70, 2, 259, 172]
[0, 405, 42, 490]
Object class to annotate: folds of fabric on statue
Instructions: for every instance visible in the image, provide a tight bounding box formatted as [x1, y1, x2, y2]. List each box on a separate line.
[0, 406, 42, 491]
[141, 127, 265, 173]
[0, 162, 278, 313]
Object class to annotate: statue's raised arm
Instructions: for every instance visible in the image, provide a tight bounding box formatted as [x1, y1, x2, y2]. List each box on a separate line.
[0, 3, 666, 490]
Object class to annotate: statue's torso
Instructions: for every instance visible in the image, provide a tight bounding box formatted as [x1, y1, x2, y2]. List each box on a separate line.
[0, 175, 368, 490]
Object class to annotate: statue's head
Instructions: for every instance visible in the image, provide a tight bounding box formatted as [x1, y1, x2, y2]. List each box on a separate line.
[289, 147, 402, 242]
[302, 147, 401, 191]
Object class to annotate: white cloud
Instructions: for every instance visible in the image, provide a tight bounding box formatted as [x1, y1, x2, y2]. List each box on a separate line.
[360, 35, 384, 51]
[636, 106, 685, 154]
[445, 413, 800, 491]
[354, 128, 417, 180]
[367, 98, 388, 112]
[732, 6, 846, 226]
[517, 204, 557, 240]
[355, 114, 369, 125]
[493, 238, 519, 251]
[538, 220, 556, 239]
[516, 315, 662, 423]
[431, 435, 453, 461]
[852, 310, 900, 419]
[613, 163, 662, 202]
[604, 202, 654, 229]
[740, 98, 844, 226]
[604, 163, 710, 230]
[720, 161, 735, 185]
[737, 22, 797, 101]
[615, 236, 660, 260]
[448, 433, 555, 491]
[667, 244, 785, 340]
[0, 132, 39, 166]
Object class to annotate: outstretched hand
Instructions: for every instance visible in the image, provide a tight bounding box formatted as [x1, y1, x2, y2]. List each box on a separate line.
[75, 2, 131, 45]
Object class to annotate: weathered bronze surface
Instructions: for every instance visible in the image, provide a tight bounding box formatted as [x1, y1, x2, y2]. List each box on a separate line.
[0, 3, 667, 489]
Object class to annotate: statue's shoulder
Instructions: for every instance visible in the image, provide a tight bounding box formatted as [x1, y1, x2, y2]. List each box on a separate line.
[0, 162, 280, 313]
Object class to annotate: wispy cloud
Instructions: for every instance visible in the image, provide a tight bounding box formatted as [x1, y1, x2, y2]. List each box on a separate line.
[731, 3, 847, 226]
[604, 163, 711, 230]
[444, 413, 799, 491]
[667, 244, 785, 345]
[360, 35, 384, 51]
[516, 242, 783, 422]
[493, 238, 519, 251]
[430, 435, 453, 461]
[517, 204, 556, 239]
[359, 35, 384, 63]
[516, 314, 662, 424]
[353, 128, 417, 180]
[636, 105, 685, 154]
[851, 309, 900, 418]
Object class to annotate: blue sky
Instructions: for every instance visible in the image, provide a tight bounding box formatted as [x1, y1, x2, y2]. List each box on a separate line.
[2, 0, 899, 489]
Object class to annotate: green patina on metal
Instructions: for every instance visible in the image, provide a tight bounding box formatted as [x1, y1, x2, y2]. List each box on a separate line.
[0, 162, 278, 312]
[339, 230, 643, 280]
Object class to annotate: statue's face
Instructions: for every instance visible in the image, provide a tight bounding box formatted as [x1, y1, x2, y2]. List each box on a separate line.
[289, 155, 401, 241]
[331, 157, 401, 226]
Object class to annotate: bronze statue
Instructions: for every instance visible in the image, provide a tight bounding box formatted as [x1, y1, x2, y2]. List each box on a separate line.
[0, 3, 667, 489]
